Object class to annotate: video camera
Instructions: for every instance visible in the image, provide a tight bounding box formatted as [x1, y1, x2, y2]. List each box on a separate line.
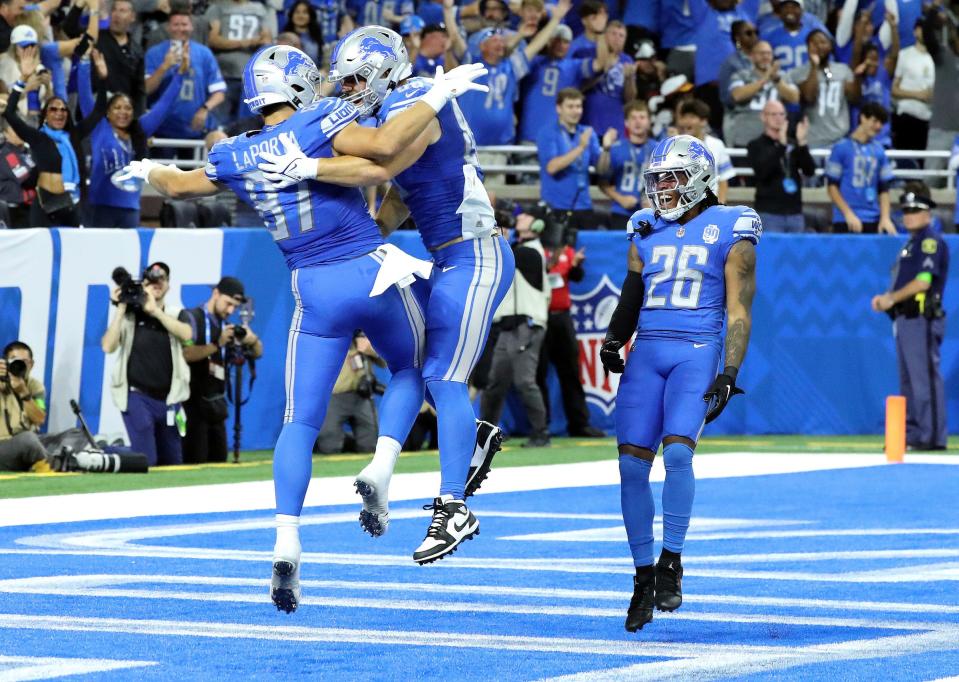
[4, 358, 26, 380]
[111, 266, 165, 310]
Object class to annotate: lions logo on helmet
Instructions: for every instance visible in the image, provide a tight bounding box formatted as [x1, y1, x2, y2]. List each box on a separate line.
[243, 45, 322, 113]
[643, 134, 716, 222]
[329, 26, 412, 116]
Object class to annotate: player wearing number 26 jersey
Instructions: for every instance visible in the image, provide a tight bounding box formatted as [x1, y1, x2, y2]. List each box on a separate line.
[599, 134, 761, 632]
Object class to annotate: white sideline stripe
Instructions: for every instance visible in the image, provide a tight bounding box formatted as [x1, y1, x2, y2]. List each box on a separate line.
[0, 613, 801, 659]
[0, 655, 156, 682]
[503, 527, 959, 543]
[1, 546, 957, 582]
[4, 452, 954, 528]
[543, 625, 959, 682]
[0, 580, 939, 631]
[5, 575, 959, 617]
[13, 514, 805, 551]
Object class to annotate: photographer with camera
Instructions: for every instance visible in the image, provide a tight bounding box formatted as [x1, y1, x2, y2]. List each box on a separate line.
[181, 276, 262, 463]
[101, 261, 193, 466]
[316, 331, 386, 455]
[0, 341, 48, 471]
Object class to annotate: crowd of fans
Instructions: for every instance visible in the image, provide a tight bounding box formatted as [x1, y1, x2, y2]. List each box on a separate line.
[0, 0, 956, 231]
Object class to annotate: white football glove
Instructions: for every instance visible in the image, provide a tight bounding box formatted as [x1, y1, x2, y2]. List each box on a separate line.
[114, 158, 166, 186]
[257, 132, 317, 189]
[421, 63, 490, 113]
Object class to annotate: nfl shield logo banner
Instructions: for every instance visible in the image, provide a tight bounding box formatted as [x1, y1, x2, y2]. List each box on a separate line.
[570, 274, 632, 415]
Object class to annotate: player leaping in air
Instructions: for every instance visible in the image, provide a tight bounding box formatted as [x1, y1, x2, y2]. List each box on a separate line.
[118, 45, 488, 612]
[599, 134, 760, 632]
[253, 21, 563, 565]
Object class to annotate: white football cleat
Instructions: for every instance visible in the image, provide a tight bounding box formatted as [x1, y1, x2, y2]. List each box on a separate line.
[413, 495, 479, 565]
[355, 467, 391, 537]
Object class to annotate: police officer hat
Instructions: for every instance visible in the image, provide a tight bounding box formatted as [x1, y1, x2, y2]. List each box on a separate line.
[900, 191, 937, 211]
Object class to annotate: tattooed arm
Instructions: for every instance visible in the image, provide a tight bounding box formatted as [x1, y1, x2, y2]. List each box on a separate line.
[722, 239, 757, 379]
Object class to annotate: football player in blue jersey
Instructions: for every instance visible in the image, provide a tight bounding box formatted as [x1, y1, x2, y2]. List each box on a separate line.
[255, 26, 517, 565]
[119, 44, 489, 612]
[599, 134, 761, 632]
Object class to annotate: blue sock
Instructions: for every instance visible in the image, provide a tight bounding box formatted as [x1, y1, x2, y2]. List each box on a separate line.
[427, 379, 474, 500]
[619, 454, 655, 567]
[661, 442, 695, 554]
[377, 367, 425, 444]
[273, 421, 320, 517]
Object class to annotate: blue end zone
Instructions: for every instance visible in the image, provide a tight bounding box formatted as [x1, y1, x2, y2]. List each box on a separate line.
[0, 463, 957, 680]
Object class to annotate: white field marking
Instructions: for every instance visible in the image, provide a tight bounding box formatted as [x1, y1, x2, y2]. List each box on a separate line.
[501, 526, 959, 543]
[0, 575, 941, 632]
[1, 545, 958, 582]
[12, 514, 806, 551]
[541, 626, 959, 682]
[5, 452, 954, 528]
[929, 677, 959, 682]
[0, 655, 156, 682]
[0, 613, 803, 660]
[4, 575, 959, 617]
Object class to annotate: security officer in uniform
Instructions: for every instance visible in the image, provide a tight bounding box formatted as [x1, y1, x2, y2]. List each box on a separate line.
[871, 188, 949, 451]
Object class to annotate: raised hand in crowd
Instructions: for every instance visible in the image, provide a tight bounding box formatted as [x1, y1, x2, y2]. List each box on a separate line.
[578, 127, 594, 150]
[18, 45, 39, 79]
[602, 127, 618, 149]
[796, 117, 809, 146]
[92, 48, 108, 81]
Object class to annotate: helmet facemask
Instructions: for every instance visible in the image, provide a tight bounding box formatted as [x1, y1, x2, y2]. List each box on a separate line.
[644, 161, 711, 222]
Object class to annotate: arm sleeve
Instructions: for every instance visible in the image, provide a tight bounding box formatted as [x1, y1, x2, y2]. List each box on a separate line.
[605, 270, 644, 342]
[824, 144, 845, 184]
[877, 149, 894, 193]
[794, 144, 816, 176]
[204, 49, 227, 93]
[2, 87, 46, 149]
[140, 72, 183, 136]
[41, 42, 67, 101]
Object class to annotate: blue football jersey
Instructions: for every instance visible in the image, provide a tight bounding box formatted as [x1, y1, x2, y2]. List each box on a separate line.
[762, 14, 827, 72]
[519, 55, 594, 143]
[607, 139, 655, 216]
[205, 97, 383, 269]
[376, 78, 496, 250]
[629, 205, 762, 341]
[824, 137, 894, 223]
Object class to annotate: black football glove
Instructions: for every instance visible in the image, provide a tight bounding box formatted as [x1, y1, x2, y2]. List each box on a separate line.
[703, 373, 744, 424]
[600, 338, 625, 374]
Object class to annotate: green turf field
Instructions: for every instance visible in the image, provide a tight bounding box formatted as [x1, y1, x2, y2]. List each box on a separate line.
[4, 434, 953, 499]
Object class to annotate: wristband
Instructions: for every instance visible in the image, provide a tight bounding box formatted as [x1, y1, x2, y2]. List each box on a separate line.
[723, 365, 738, 381]
[420, 86, 448, 114]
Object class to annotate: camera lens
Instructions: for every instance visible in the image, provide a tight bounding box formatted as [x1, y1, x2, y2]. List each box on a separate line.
[8, 359, 26, 379]
[234, 326, 247, 342]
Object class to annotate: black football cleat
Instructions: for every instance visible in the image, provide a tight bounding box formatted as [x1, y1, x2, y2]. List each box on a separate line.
[655, 556, 683, 612]
[466, 420, 502, 498]
[625, 575, 655, 632]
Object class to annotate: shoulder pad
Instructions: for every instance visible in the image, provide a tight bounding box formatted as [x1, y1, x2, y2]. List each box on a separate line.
[205, 134, 245, 182]
[627, 208, 656, 239]
[730, 206, 762, 245]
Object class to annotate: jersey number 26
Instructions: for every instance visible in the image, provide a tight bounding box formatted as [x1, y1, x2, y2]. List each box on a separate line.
[645, 244, 708, 309]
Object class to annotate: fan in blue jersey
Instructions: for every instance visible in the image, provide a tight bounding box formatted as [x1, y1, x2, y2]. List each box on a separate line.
[597, 101, 656, 231]
[761, 0, 828, 73]
[599, 134, 760, 632]
[118, 44, 489, 612]
[825, 102, 896, 234]
[255, 26, 517, 566]
[853, 43, 896, 149]
[517, 22, 605, 143]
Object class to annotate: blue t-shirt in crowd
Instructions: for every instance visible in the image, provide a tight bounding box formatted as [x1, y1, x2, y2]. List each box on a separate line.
[145, 40, 226, 139]
[519, 55, 594, 142]
[660, 0, 699, 49]
[825, 137, 895, 223]
[346, 0, 381, 25]
[624, 0, 658, 32]
[692, 0, 761, 86]
[568, 33, 596, 59]
[417, 1, 444, 25]
[762, 13, 828, 72]
[537, 121, 601, 211]
[873, 0, 923, 50]
[457, 50, 529, 145]
[584, 53, 633, 136]
[605, 138, 656, 216]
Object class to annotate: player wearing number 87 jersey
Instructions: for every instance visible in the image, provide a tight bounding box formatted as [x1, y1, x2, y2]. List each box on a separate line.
[599, 134, 761, 632]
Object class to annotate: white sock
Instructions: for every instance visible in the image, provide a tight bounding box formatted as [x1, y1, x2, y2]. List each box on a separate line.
[362, 436, 401, 482]
[273, 514, 301, 562]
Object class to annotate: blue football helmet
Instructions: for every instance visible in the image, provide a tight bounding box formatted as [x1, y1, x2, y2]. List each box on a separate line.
[329, 26, 411, 116]
[242, 45, 323, 113]
[643, 134, 716, 222]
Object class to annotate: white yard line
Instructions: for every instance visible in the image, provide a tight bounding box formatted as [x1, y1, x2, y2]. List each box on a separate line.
[2, 452, 955, 528]
[0, 655, 155, 682]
